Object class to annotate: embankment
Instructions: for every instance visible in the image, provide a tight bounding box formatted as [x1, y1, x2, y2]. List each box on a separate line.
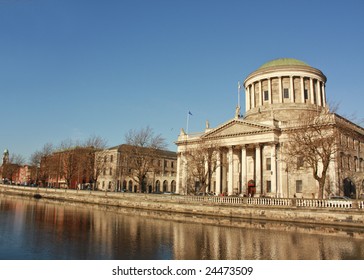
[1, 184, 364, 228]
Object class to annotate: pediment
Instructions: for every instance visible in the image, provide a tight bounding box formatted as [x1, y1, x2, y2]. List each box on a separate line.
[203, 119, 274, 139]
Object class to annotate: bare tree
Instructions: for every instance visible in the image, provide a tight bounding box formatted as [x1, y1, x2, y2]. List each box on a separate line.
[1, 153, 26, 182]
[82, 135, 108, 190]
[184, 140, 221, 194]
[57, 139, 77, 188]
[30, 143, 54, 186]
[284, 109, 340, 199]
[10, 153, 26, 165]
[124, 126, 167, 192]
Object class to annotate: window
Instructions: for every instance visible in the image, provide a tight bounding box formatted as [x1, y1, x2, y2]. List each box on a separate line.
[266, 180, 271, 193]
[266, 158, 271, 170]
[283, 88, 289, 98]
[104, 156, 107, 163]
[264, 90, 269, 101]
[296, 180, 303, 193]
[103, 168, 106, 175]
[297, 156, 304, 169]
[171, 161, 174, 168]
[110, 155, 113, 162]
[304, 89, 308, 100]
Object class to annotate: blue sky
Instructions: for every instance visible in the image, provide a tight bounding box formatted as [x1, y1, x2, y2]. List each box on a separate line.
[1, 0, 363, 162]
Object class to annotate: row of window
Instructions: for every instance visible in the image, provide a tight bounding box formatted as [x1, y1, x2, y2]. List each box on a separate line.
[261, 88, 310, 101]
[340, 135, 362, 151]
[265, 180, 303, 193]
[102, 154, 176, 169]
[340, 155, 364, 171]
[102, 167, 176, 177]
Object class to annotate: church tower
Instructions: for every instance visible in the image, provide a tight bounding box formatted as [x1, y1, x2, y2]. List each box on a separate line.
[2, 149, 9, 165]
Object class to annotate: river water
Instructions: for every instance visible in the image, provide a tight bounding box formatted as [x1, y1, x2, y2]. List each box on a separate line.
[1, 195, 364, 260]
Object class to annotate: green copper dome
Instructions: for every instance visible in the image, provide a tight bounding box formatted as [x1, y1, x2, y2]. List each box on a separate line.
[258, 58, 309, 69]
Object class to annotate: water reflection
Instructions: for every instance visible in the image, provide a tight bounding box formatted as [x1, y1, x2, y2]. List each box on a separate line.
[1, 195, 363, 260]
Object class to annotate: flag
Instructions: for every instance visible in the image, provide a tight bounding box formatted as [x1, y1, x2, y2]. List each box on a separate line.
[188, 111, 193, 116]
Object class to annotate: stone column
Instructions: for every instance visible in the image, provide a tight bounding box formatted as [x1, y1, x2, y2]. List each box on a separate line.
[300, 76, 305, 103]
[259, 80, 262, 106]
[241, 146, 247, 194]
[222, 151, 227, 194]
[271, 144, 277, 195]
[278, 76, 283, 103]
[228, 146, 234, 195]
[316, 80, 322, 106]
[245, 87, 250, 112]
[290, 76, 294, 103]
[310, 78, 315, 104]
[215, 151, 221, 195]
[322, 82, 326, 107]
[181, 153, 187, 195]
[268, 78, 272, 104]
[176, 153, 181, 194]
[255, 145, 262, 195]
[251, 84, 255, 108]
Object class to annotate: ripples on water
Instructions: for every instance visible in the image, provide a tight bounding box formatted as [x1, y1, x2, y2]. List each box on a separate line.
[0, 196, 363, 260]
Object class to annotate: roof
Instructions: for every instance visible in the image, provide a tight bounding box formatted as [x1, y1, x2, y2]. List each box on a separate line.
[107, 144, 177, 158]
[258, 58, 309, 69]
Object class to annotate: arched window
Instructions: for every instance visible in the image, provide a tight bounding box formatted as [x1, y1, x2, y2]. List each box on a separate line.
[171, 180, 176, 193]
[155, 180, 160, 192]
[163, 180, 168, 192]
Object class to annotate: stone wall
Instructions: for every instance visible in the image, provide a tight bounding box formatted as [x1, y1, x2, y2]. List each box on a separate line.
[1, 184, 363, 228]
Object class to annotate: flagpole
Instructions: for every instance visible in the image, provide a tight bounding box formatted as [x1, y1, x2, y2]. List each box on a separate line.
[186, 111, 192, 134]
[186, 112, 189, 134]
[238, 81, 241, 109]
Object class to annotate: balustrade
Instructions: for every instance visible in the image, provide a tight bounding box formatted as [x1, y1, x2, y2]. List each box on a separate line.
[1, 184, 363, 211]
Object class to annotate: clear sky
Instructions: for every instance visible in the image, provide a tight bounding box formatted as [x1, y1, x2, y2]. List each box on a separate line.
[1, 0, 363, 162]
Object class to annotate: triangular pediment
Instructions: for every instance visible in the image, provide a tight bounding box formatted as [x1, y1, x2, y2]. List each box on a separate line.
[203, 119, 275, 139]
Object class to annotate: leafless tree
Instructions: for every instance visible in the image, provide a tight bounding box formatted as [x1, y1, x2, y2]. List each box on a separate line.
[184, 139, 221, 194]
[124, 126, 167, 192]
[30, 143, 54, 186]
[284, 108, 341, 199]
[82, 135, 108, 190]
[10, 153, 26, 165]
[1, 153, 25, 182]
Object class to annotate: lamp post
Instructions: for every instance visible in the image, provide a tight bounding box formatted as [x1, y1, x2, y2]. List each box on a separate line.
[285, 166, 289, 198]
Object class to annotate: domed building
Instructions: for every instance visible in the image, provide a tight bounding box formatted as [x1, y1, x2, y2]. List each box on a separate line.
[243, 58, 327, 122]
[175, 58, 364, 198]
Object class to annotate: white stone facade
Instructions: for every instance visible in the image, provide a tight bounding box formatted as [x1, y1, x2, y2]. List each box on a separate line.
[175, 58, 364, 198]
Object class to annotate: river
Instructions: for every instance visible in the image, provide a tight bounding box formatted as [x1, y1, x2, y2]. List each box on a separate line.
[1, 195, 363, 260]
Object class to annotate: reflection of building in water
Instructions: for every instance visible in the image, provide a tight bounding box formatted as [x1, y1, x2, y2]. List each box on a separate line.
[176, 58, 364, 198]
[2, 197, 363, 259]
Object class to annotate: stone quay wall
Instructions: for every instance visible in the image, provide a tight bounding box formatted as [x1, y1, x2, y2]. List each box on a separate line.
[1, 184, 364, 228]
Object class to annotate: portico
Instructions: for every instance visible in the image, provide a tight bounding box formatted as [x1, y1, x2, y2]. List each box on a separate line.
[176, 118, 280, 197]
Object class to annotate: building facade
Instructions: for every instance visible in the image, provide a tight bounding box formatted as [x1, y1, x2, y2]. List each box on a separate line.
[175, 58, 364, 198]
[96, 144, 177, 193]
[40, 147, 96, 189]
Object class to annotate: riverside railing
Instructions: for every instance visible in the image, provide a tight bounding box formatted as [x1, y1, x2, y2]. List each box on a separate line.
[1, 184, 363, 210]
